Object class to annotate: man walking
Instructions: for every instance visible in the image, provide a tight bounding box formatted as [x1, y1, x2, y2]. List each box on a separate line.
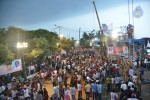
[85, 82, 91, 100]
[97, 82, 103, 100]
[91, 81, 97, 100]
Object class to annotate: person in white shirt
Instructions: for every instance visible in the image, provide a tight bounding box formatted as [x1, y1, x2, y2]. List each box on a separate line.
[11, 89, 17, 99]
[77, 82, 82, 99]
[23, 88, 29, 99]
[77, 74, 82, 82]
[30, 65, 35, 74]
[87, 76, 93, 82]
[132, 73, 138, 83]
[37, 81, 41, 92]
[58, 75, 62, 85]
[64, 87, 71, 100]
[128, 81, 135, 88]
[1, 85, 5, 94]
[110, 89, 118, 100]
[41, 72, 45, 83]
[129, 67, 134, 78]
[120, 81, 127, 91]
[33, 90, 38, 100]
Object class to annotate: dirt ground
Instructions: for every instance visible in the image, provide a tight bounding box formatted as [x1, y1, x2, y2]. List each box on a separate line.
[43, 77, 87, 100]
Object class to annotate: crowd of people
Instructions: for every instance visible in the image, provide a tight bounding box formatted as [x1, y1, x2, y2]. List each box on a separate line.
[0, 56, 50, 100]
[0, 48, 145, 100]
[49, 48, 144, 100]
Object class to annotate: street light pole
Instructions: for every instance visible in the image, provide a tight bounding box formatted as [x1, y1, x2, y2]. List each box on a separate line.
[79, 27, 81, 46]
[17, 42, 28, 79]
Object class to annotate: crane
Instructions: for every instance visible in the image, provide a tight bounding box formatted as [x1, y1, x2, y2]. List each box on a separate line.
[93, 1, 106, 56]
[93, 1, 103, 35]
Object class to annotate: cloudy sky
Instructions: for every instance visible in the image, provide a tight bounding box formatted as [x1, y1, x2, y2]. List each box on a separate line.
[0, 0, 149, 40]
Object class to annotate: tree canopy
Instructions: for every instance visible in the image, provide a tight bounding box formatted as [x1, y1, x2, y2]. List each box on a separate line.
[0, 27, 75, 64]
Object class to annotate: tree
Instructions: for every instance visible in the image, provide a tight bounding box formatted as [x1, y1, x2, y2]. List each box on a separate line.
[0, 28, 6, 45]
[82, 32, 89, 40]
[0, 26, 76, 63]
[60, 37, 75, 51]
[26, 37, 49, 61]
[0, 44, 15, 64]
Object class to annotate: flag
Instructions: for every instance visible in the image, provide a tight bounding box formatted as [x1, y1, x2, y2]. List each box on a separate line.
[133, 5, 143, 18]
[102, 24, 108, 33]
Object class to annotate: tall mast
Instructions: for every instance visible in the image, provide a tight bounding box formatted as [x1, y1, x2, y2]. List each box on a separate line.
[93, 1, 103, 35]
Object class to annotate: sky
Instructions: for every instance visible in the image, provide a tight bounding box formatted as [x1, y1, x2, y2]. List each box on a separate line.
[0, 0, 150, 40]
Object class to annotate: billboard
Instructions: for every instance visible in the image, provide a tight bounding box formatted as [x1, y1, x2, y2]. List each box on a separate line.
[0, 59, 22, 76]
[108, 47, 114, 54]
[123, 46, 128, 54]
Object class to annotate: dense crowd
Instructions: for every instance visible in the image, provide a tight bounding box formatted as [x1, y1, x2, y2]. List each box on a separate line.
[49, 48, 144, 100]
[0, 48, 145, 100]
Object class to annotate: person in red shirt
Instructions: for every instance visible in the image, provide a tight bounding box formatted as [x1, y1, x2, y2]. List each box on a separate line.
[113, 67, 117, 76]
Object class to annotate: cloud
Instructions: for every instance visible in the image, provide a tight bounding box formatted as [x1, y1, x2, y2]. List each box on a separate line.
[0, 0, 127, 27]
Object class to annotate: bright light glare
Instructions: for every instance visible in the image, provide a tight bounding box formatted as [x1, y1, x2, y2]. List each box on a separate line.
[59, 34, 64, 39]
[75, 41, 79, 46]
[56, 43, 59, 46]
[111, 30, 119, 39]
[17, 42, 28, 48]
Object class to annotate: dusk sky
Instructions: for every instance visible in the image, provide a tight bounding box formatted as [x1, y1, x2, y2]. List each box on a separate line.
[0, 0, 149, 40]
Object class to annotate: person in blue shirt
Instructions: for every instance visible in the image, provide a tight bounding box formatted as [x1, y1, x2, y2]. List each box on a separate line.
[19, 76, 24, 83]
[97, 82, 103, 100]
[91, 81, 97, 100]
[71, 84, 76, 100]
[30, 89, 34, 100]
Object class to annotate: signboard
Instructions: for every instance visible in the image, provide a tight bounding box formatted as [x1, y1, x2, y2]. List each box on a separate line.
[108, 47, 114, 54]
[114, 47, 123, 55]
[123, 46, 128, 54]
[0, 59, 22, 76]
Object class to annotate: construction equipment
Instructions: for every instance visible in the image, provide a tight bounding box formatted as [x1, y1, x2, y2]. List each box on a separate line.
[93, 1, 106, 56]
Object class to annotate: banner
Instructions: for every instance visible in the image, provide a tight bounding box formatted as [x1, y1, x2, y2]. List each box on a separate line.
[114, 47, 123, 55]
[108, 47, 114, 54]
[12, 59, 22, 71]
[0, 59, 22, 76]
[123, 46, 128, 54]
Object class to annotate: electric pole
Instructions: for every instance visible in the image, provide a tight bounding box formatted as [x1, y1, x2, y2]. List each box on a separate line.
[79, 27, 81, 46]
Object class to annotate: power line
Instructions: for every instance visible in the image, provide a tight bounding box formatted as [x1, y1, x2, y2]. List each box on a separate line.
[51, 24, 94, 33]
